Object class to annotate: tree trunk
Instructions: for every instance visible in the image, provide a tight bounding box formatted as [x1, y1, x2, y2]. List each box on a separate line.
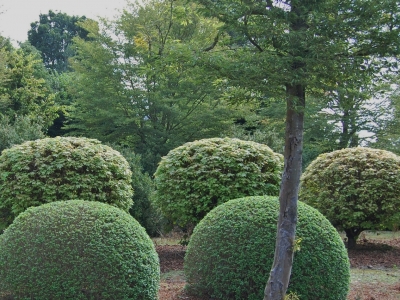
[264, 84, 305, 300]
[345, 228, 363, 249]
[339, 109, 350, 149]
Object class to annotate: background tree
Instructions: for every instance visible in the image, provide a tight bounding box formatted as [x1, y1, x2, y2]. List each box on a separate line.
[371, 82, 400, 154]
[44, 70, 78, 137]
[67, 0, 243, 174]
[28, 10, 90, 73]
[300, 147, 400, 249]
[111, 144, 164, 237]
[302, 78, 394, 167]
[0, 36, 58, 152]
[0, 42, 58, 126]
[191, 0, 400, 298]
[0, 36, 10, 86]
[224, 99, 286, 154]
[0, 115, 45, 153]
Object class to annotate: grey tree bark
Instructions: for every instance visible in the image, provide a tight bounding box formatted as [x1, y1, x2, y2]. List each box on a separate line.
[264, 84, 305, 300]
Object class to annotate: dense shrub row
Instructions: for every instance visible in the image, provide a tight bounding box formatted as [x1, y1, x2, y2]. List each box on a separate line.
[6, 136, 398, 299]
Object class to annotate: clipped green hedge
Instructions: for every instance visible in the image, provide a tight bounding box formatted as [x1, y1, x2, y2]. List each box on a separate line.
[184, 196, 350, 300]
[153, 138, 283, 228]
[300, 147, 400, 247]
[0, 136, 133, 227]
[0, 200, 160, 299]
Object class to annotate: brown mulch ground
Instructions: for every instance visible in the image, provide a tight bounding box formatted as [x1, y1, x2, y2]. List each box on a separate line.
[157, 238, 400, 300]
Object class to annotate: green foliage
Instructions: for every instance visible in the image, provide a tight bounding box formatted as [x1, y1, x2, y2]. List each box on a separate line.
[112, 144, 166, 237]
[184, 196, 350, 300]
[372, 85, 400, 154]
[285, 292, 300, 300]
[0, 114, 46, 153]
[0, 44, 58, 126]
[300, 147, 400, 242]
[153, 137, 283, 228]
[0, 43, 8, 86]
[67, 0, 240, 174]
[225, 106, 285, 155]
[28, 10, 90, 72]
[0, 137, 133, 227]
[0, 200, 160, 299]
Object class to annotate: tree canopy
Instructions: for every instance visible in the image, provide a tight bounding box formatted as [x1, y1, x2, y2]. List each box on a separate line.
[67, 0, 245, 173]
[0, 37, 58, 127]
[28, 10, 90, 72]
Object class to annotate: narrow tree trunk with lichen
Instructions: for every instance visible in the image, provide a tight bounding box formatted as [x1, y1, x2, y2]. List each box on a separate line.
[264, 84, 305, 300]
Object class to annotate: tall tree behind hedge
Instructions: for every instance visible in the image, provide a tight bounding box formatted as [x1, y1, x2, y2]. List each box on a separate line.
[192, 0, 400, 298]
[28, 10, 90, 73]
[0, 115, 45, 153]
[372, 81, 400, 154]
[0, 36, 50, 153]
[0, 36, 58, 127]
[67, 0, 242, 174]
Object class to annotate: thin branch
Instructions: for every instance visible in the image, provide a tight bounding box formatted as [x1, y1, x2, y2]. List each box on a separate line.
[203, 32, 219, 52]
[243, 16, 264, 52]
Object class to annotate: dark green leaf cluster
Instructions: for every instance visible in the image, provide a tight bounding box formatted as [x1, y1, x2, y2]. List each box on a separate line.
[0, 200, 160, 299]
[28, 10, 90, 73]
[153, 138, 283, 228]
[0, 43, 59, 127]
[0, 114, 46, 153]
[112, 144, 166, 237]
[300, 147, 400, 237]
[0, 137, 133, 228]
[184, 196, 350, 300]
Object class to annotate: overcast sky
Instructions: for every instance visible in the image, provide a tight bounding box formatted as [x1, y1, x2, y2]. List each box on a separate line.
[0, 0, 128, 45]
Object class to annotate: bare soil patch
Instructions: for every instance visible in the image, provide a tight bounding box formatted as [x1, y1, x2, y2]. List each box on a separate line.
[157, 238, 400, 300]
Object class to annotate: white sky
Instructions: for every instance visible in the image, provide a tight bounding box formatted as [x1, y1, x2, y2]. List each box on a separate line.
[0, 0, 128, 46]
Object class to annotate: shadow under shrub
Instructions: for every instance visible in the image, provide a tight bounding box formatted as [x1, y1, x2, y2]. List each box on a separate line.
[184, 196, 350, 300]
[0, 200, 160, 299]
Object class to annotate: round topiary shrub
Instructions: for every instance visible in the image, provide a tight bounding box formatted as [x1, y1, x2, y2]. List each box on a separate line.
[184, 196, 350, 300]
[153, 138, 283, 228]
[0, 136, 133, 227]
[0, 200, 160, 299]
[300, 147, 400, 248]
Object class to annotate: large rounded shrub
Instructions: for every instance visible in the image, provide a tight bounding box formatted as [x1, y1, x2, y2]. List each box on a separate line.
[0, 137, 133, 227]
[300, 147, 400, 248]
[0, 200, 160, 299]
[184, 196, 350, 300]
[153, 138, 283, 228]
